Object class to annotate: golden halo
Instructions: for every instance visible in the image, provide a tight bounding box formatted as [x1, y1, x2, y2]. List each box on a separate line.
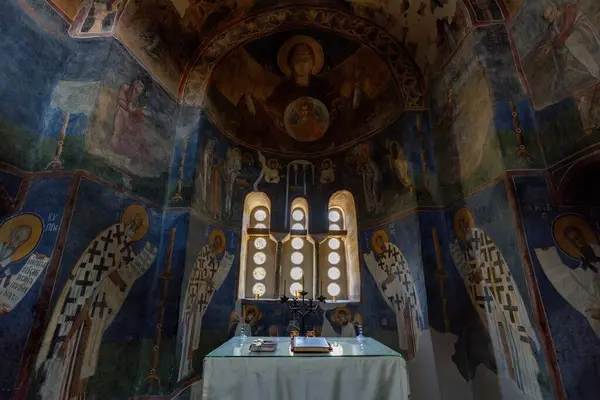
[333, 306, 351, 325]
[243, 304, 263, 323]
[0, 213, 43, 263]
[278, 35, 324, 77]
[209, 229, 226, 255]
[553, 214, 599, 259]
[121, 203, 150, 242]
[371, 229, 389, 254]
[453, 207, 475, 242]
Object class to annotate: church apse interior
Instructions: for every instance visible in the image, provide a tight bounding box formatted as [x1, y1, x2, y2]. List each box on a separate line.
[1, 0, 600, 399]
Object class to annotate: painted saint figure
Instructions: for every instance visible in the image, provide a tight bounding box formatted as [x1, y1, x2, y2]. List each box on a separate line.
[253, 151, 281, 191]
[450, 207, 543, 400]
[35, 204, 156, 400]
[349, 144, 384, 215]
[319, 158, 335, 184]
[387, 141, 413, 193]
[110, 80, 153, 163]
[539, 2, 600, 80]
[197, 138, 217, 207]
[535, 214, 600, 338]
[363, 230, 422, 359]
[179, 229, 234, 379]
[0, 225, 32, 286]
[224, 148, 242, 218]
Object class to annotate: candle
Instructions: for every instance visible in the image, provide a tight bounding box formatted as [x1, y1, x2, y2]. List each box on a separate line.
[296, 290, 300, 299]
[255, 293, 260, 300]
[320, 280, 323, 296]
[284, 279, 287, 297]
[333, 295, 337, 302]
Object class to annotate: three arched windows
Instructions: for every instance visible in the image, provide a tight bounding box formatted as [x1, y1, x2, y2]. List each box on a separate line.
[239, 191, 360, 302]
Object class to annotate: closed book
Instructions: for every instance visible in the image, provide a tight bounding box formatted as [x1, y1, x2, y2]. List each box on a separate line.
[292, 337, 331, 353]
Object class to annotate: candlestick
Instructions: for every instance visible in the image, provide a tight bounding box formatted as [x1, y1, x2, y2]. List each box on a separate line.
[332, 295, 337, 302]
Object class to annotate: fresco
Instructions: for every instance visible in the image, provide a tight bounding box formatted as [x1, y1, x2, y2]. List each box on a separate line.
[48, 0, 86, 20]
[463, 0, 504, 23]
[430, 32, 504, 201]
[419, 182, 553, 399]
[512, 0, 600, 110]
[28, 179, 162, 400]
[177, 216, 239, 381]
[0, 176, 71, 399]
[0, 170, 23, 218]
[361, 215, 442, 399]
[346, 0, 470, 80]
[69, 0, 123, 37]
[192, 110, 435, 229]
[205, 31, 403, 155]
[513, 174, 600, 399]
[116, 0, 200, 97]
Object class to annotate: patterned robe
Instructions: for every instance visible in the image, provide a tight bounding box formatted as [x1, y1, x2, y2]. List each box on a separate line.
[451, 228, 542, 400]
[364, 242, 422, 358]
[36, 223, 156, 400]
[178, 244, 234, 379]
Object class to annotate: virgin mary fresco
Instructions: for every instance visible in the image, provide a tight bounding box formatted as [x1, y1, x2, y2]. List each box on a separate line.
[206, 34, 402, 154]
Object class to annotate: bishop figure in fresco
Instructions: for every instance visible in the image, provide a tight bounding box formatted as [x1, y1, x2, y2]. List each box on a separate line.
[363, 230, 422, 359]
[535, 214, 600, 338]
[35, 204, 156, 400]
[179, 229, 234, 380]
[450, 207, 543, 400]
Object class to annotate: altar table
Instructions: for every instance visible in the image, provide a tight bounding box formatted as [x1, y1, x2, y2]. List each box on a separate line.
[201, 337, 409, 400]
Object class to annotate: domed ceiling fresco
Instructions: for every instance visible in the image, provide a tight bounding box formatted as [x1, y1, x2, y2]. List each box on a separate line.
[204, 30, 404, 155]
[50, 0, 471, 108]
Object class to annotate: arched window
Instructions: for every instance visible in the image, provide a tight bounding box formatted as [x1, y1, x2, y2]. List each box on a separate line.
[318, 191, 360, 302]
[280, 198, 316, 298]
[239, 192, 278, 299]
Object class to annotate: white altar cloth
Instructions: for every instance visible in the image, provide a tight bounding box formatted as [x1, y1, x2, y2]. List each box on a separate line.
[202, 337, 409, 400]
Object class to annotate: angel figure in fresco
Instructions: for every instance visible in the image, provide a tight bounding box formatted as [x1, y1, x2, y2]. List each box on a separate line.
[364, 230, 422, 360]
[253, 151, 282, 190]
[179, 229, 234, 380]
[224, 148, 242, 218]
[450, 207, 543, 400]
[535, 214, 600, 338]
[538, 2, 600, 79]
[319, 158, 335, 184]
[347, 144, 384, 215]
[197, 138, 217, 207]
[110, 80, 154, 163]
[386, 140, 414, 194]
[35, 204, 156, 400]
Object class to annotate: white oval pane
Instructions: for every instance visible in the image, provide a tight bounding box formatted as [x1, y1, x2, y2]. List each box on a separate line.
[254, 209, 267, 222]
[290, 267, 304, 280]
[328, 252, 341, 265]
[291, 238, 304, 250]
[328, 238, 341, 250]
[290, 282, 303, 296]
[327, 283, 341, 296]
[329, 224, 341, 231]
[253, 267, 267, 281]
[253, 252, 267, 265]
[291, 223, 304, 230]
[291, 252, 304, 264]
[292, 209, 304, 222]
[254, 223, 267, 229]
[328, 210, 341, 222]
[254, 237, 267, 250]
[328, 267, 341, 280]
[253, 283, 266, 296]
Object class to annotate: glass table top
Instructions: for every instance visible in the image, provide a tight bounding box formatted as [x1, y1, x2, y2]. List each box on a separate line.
[206, 337, 402, 358]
